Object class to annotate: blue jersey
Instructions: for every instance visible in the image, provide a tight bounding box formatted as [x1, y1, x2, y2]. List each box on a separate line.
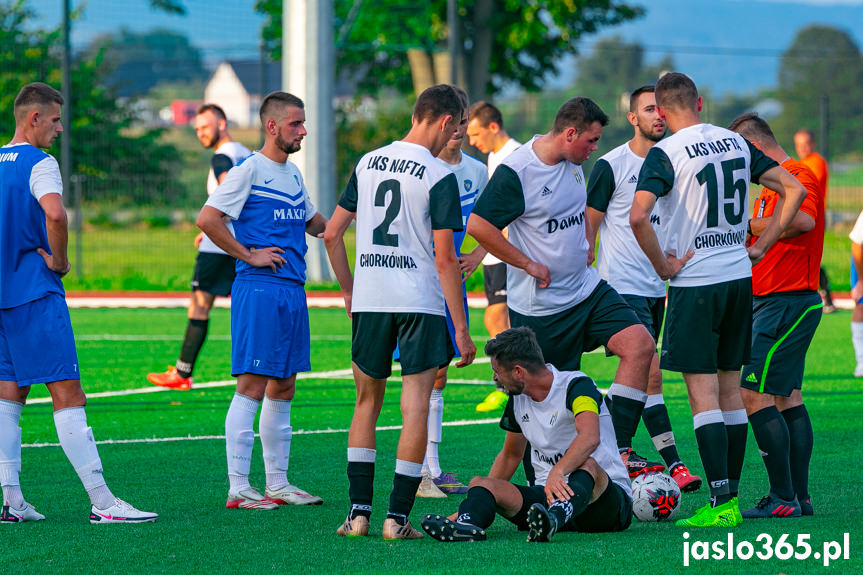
[204, 152, 317, 284]
[0, 144, 64, 308]
[438, 153, 488, 256]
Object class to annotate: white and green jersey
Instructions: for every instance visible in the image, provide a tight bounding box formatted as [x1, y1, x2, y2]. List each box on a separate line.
[200, 140, 252, 255]
[482, 138, 521, 267]
[587, 143, 666, 298]
[500, 365, 630, 494]
[338, 140, 462, 315]
[636, 123, 777, 287]
[472, 136, 600, 316]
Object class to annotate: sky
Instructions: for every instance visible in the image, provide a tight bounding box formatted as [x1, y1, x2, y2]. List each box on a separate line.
[24, 0, 863, 97]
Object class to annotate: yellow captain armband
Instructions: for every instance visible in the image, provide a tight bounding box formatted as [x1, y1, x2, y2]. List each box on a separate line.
[571, 395, 599, 416]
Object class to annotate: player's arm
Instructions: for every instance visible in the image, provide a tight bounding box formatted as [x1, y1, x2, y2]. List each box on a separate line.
[38, 193, 70, 275]
[488, 431, 527, 481]
[746, 165, 806, 264]
[586, 208, 604, 267]
[325, 168, 360, 317]
[432, 173, 476, 367]
[749, 209, 814, 239]
[468, 165, 550, 287]
[458, 244, 487, 281]
[585, 158, 614, 267]
[195, 154, 238, 248]
[853, 241, 863, 302]
[305, 211, 328, 237]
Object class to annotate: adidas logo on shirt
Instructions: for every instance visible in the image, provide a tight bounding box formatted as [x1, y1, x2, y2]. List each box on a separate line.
[627, 174, 638, 184]
[541, 186, 553, 197]
[521, 413, 530, 423]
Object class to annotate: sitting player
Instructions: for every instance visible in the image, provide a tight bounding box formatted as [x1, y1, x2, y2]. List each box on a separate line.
[421, 327, 631, 542]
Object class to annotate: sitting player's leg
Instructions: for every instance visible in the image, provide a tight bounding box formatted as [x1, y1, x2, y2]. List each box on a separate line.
[225, 374, 276, 510]
[555, 460, 632, 535]
[0, 382, 42, 523]
[261, 375, 321, 506]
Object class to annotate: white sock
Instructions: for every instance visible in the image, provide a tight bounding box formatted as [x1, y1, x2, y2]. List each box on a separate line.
[53, 407, 115, 508]
[852, 322, 863, 367]
[225, 393, 260, 493]
[260, 396, 292, 491]
[0, 400, 24, 507]
[425, 389, 443, 478]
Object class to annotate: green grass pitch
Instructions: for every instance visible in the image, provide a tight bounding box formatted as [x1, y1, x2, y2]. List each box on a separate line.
[6, 307, 862, 574]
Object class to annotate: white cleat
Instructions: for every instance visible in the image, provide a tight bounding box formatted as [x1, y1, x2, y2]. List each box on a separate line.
[265, 484, 323, 506]
[90, 498, 158, 524]
[226, 487, 278, 510]
[1, 501, 45, 523]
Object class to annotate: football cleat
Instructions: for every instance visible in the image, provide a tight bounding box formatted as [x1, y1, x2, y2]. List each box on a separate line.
[382, 517, 423, 540]
[741, 494, 802, 519]
[1, 501, 45, 523]
[433, 472, 469, 495]
[225, 488, 278, 510]
[526, 503, 558, 542]
[670, 464, 702, 493]
[800, 496, 813, 516]
[476, 390, 508, 412]
[265, 484, 323, 505]
[416, 473, 447, 498]
[147, 366, 192, 390]
[675, 499, 740, 528]
[89, 498, 158, 524]
[620, 448, 665, 478]
[421, 514, 486, 542]
[336, 514, 370, 537]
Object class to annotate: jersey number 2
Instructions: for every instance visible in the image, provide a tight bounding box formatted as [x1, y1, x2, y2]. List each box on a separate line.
[696, 157, 746, 228]
[372, 179, 401, 247]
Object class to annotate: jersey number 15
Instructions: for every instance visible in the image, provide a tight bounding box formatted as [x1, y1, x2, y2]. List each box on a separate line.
[696, 157, 747, 229]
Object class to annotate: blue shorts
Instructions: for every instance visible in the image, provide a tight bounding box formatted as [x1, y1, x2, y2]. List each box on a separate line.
[394, 296, 469, 361]
[0, 293, 79, 386]
[230, 279, 311, 379]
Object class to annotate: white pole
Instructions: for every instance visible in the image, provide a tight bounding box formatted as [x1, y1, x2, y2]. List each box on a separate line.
[284, 0, 335, 281]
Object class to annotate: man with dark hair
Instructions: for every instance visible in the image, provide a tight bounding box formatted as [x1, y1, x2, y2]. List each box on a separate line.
[421, 326, 631, 543]
[468, 97, 657, 488]
[729, 112, 823, 519]
[631, 73, 806, 528]
[148, 103, 250, 390]
[466, 101, 520, 413]
[586, 85, 701, 490]
[198, 91, 327, 511]
[0, 82, 157, 524]
[325, 84, 476, 539]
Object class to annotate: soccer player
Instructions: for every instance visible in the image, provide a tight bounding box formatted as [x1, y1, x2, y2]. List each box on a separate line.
[420, 327, 631, 542]
[729, 113, 823, 519]
[0, 82, 157, 524]
[325, 84, 476, 539]
[630, 73, 806, 528]
[586, 85, 702, 490]
[148, 104, 251, 390]
[466, 101, 520, 413]
[794, 129, 834, 313]
[197, 92, 327, 510]
[467, 96, 656, 485]
[850, 212, 863, 376]
[416, 87, 488, 499]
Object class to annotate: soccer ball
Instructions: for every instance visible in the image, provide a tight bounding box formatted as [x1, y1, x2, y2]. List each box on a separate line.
[631, 472, 681, 522]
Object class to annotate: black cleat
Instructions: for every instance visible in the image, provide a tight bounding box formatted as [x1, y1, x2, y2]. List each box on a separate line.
[526, 503, 557, 542]
[741, 494, 802, 519]
[799, 496, 813, 516]
[420, 514, 486, 542]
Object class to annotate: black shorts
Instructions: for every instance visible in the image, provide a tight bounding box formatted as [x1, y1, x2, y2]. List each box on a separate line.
[509, 280, 640, 371]
[508, 481, 632, 533]
[661, 278, 752, 373]
[351, 312, 454, 379]
[483, 263, 507, 306]
[741, 291, 822, 396]
[605, 294, 665, 356]
[191, 252, 235, 296]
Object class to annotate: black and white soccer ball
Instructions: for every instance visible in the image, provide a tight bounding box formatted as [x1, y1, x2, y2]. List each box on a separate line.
[631, 472, 681, 522]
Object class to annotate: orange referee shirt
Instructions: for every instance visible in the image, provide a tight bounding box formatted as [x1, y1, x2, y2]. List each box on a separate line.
[800, 152, 828, 193]
[750, 158, 824, 296]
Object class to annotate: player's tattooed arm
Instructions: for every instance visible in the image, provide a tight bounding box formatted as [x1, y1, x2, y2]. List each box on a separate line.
[323, 206, 355, 318]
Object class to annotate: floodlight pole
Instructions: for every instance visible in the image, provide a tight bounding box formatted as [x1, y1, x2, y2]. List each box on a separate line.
[62, 0, 81, 277]
[284, 0, 335, 282]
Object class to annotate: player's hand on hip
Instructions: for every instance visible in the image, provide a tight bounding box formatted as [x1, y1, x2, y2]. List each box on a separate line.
[37, 248, 70, 277]
[248, 246, 286, 273]
[193, 232, 204, 248]
[660, 249, 694, 280]
[454, 331, 476, 368]
[544, 469, 574, 505]
[525, 261, 551, 288]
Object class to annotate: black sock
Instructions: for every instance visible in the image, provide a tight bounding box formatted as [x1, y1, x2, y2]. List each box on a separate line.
[564, 469, 595, 519]
[694, 418, 730, 505]
[387, 473, 422, 525]
[609, 385, 646, 450]
[749, 406, 794, 500]
[177, 318, 208, 378]
[782, 404, 813, 502]
[642, 400, 682, 468]
[522, 441, 536, 486]
[456, 486, 497, 529]
[347, 461, 374, 519]
[725, 417, 748, 498]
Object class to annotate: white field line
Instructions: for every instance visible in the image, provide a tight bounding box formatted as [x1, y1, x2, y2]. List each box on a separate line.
[76, 334, 351, 342]
[65, 295, 493, 309]
[22, 418, 501, 449]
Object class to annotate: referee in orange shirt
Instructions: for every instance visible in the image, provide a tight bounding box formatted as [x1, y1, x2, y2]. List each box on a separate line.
[731, 114, 824, 519]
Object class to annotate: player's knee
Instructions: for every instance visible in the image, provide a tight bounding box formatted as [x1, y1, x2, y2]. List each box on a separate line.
[468, 475, 493, 490]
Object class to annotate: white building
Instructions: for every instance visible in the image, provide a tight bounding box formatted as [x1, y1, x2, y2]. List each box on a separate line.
[203, 60, 281, 128]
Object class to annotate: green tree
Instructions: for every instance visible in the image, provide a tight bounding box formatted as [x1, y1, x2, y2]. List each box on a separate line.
[774, 25, 863, 157]
[255, 0, 644, 100]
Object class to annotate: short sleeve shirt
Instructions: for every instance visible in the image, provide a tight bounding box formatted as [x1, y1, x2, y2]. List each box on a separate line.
[437, 152, 488, 255]
[200, 140, 252, 255]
